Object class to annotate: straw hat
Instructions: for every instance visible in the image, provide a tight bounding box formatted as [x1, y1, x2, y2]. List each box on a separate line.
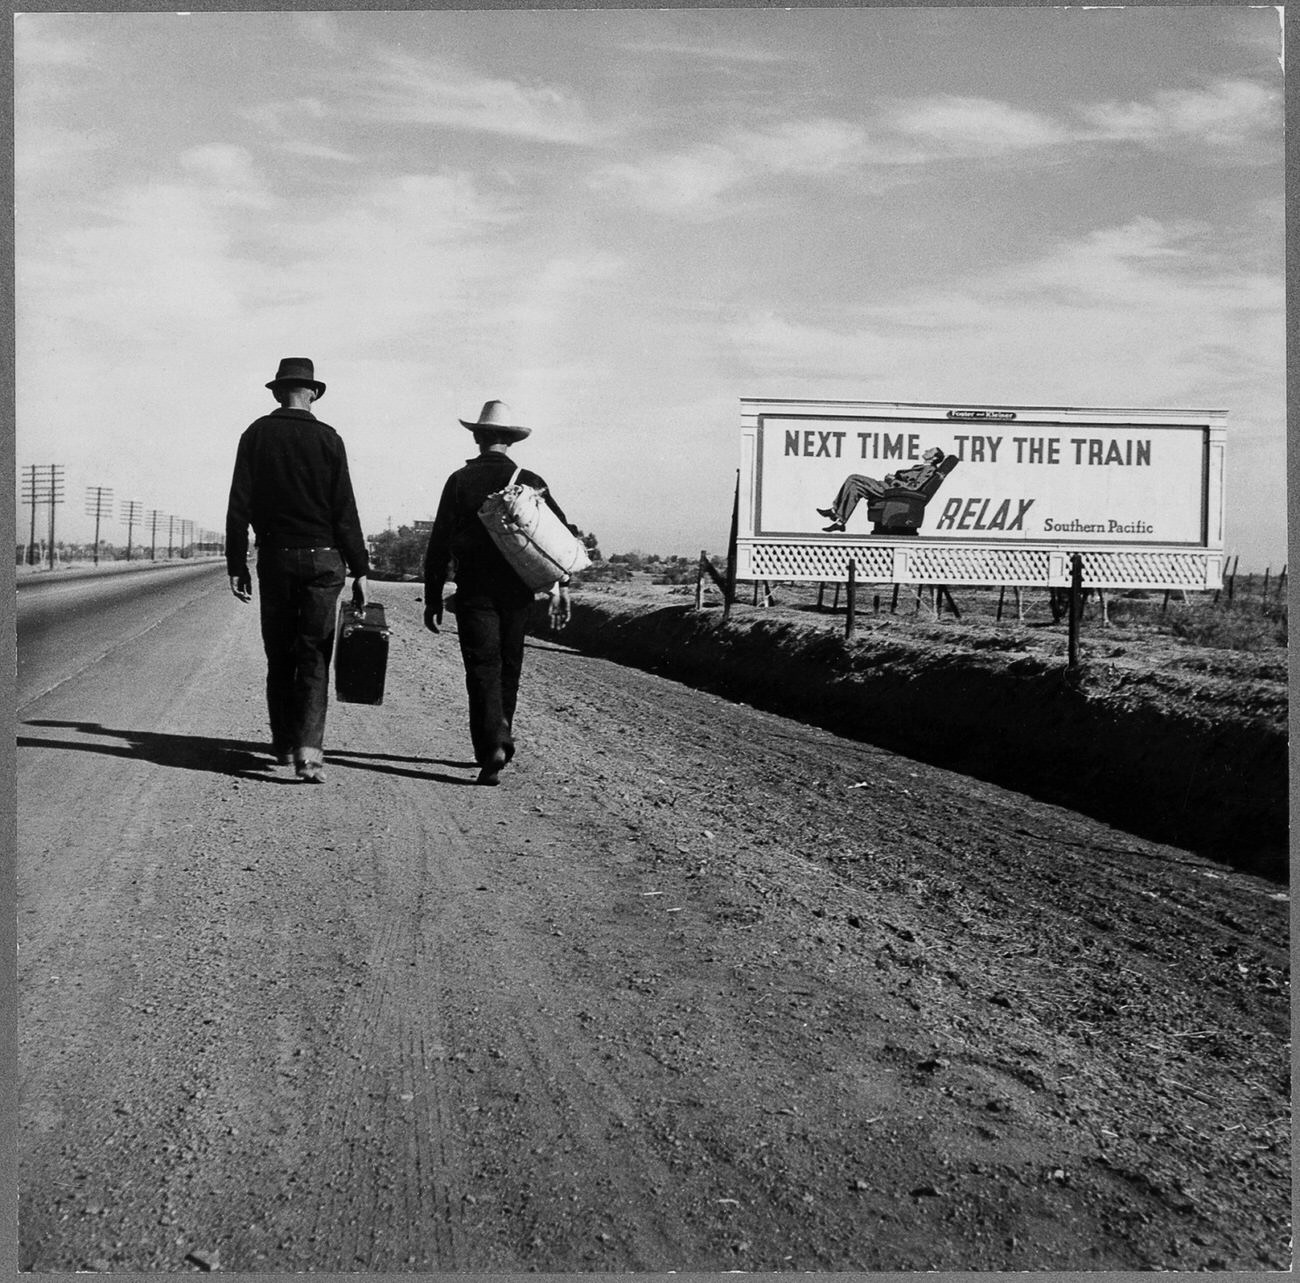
[459, 399, 531, 441]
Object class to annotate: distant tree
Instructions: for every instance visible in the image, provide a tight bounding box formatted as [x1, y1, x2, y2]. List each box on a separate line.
[576, 559, 632, 583]
[369, 524, 429, 579]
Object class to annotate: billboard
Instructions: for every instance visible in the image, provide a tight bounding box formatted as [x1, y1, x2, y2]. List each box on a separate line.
[738, 399, 1227, 588]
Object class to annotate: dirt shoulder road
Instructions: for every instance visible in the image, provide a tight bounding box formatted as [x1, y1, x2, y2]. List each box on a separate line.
[17, 577, 1290, 1271]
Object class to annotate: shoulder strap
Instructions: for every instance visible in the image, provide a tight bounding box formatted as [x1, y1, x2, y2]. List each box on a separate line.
[509, 466, 522, 487]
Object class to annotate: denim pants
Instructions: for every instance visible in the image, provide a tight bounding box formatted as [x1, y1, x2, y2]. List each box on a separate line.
[256, 547, 346, 754]
[454, 592, 530, 766]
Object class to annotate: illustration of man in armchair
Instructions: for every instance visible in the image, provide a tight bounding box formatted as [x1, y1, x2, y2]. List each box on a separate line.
[817, 447, 958, 535]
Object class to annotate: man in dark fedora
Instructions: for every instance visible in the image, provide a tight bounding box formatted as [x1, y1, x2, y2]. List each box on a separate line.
[226, 357, 370, 783]
[423, 399, 574, 786]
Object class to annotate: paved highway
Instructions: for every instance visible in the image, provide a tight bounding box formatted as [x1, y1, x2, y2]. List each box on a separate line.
[17, 562, 228, 709]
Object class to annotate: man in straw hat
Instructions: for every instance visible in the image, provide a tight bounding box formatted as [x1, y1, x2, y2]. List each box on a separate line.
[423, 399, 575, 786]
[226, 357, 370, 783]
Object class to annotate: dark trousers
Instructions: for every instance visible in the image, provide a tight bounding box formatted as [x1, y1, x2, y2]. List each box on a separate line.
[256, 547, 346, 754]
[830, 474, 886, 524]
[455, 591, 530, 765]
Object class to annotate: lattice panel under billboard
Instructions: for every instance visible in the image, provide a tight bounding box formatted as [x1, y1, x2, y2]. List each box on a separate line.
[1077, 550, 1208, 588]
[747, 542, 894, 581]
[740, 540, 1218, 589]
[904, 546, 1050, 584]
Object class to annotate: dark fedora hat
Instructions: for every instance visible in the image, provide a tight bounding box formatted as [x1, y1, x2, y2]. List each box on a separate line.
[459, 399, 531, 441]
[266, 357, 326, 399]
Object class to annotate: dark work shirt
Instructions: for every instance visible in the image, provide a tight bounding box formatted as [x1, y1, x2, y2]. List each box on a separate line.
[225, 407, 370, 578]
[424, 452, 572, 602]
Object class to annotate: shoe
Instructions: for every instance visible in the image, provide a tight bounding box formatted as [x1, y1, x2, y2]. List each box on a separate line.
[476, 748, 507, 787]
[503, 742, 516, 765]
[817, 507, 837, 519]
[822, 521, 845, 532]
[295, 750, 325, 784]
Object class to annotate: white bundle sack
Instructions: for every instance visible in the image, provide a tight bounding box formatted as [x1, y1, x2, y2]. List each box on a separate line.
[478, 467, 591, 592]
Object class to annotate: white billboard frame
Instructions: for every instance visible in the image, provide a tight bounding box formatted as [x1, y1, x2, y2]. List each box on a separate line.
[737, 398, 1227, 591]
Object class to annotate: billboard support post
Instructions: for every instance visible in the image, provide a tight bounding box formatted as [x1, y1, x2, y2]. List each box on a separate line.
[845, 558, 857, 640]
[723, 470, 740, 623]
[1068, 552, 1084, 669]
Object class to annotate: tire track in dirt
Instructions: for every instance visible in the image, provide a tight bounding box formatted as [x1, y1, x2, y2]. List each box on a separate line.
[301, 814, 470, 1270]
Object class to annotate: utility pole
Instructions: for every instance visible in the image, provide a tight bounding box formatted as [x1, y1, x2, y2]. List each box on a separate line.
[167, 515, 176, 559]
[85, 486, 114, 565]
[147, 509, 165, 560]
[42, 465, 64, 569]
[20, 465, 65, 569]
[121, 499, 143, 562]
[20, 465, 43, 565]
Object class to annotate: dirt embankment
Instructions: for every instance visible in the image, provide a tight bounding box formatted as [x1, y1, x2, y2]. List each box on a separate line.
[541, 588, 1287, 881]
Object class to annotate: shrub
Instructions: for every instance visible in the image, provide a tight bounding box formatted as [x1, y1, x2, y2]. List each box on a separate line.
[1168, 600, 1287, 651]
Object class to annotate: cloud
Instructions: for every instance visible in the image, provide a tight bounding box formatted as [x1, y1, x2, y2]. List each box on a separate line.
[292, 12, 345, 50]
[16, 123, 108, 181]
[13, 19, 92, 68]
[21, 182, 251, 340]
[591, 73, 1280, 219]
[178, 144, 273, 207]
[240, 99, 358, 163]
[500, 252, 625, 329]
[726, 217, 1282, 412]
[736, 118, 875, 174]
[588, 99, 1068, 217]
[1076, 78, 1280, 148]
[886, 95, 1069, 156]
[362, 49, 609, 145]
[589, 143, 744, 217]
[616, 38, 792, 64]
[590, 118, 879, 216]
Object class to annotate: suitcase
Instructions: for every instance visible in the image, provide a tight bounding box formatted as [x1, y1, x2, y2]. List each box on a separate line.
[334, 600, 391, 705]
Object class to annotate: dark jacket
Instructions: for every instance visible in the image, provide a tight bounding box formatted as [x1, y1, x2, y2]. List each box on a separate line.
[225, 407, 369, 577]
[424, 452, 572, 603]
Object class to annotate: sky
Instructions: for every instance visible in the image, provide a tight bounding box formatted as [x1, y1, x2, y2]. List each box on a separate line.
[14, 5, 1287, 568]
